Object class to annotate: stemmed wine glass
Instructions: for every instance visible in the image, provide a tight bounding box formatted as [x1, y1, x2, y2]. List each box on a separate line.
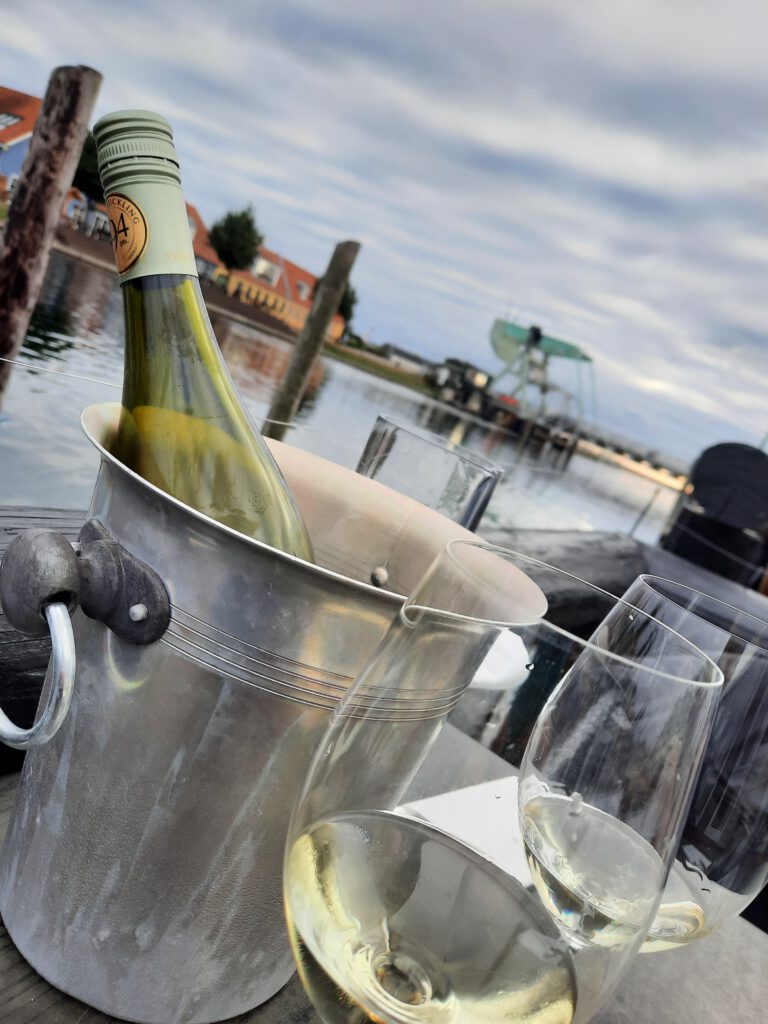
[284, 543, 722, 1024]
[615, 575, 768, 950]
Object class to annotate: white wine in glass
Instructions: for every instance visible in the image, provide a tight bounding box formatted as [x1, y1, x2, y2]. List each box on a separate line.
[286, 810, 577, 1024]
[522, 794, 665, 951]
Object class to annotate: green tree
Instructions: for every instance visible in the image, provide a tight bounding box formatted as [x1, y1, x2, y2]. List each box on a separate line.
[338, 282, 358, 326]
[209, 206, 263, 270]
[72, 131, 102, 202]
[314, 277, 358, 327]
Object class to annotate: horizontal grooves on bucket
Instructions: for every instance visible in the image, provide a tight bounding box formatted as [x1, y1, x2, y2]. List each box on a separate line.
[164, 605, 349, 709]
[163, 606, 465, 719]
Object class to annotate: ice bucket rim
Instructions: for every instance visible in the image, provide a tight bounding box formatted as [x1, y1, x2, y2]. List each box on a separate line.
[80, 401, 403, 601]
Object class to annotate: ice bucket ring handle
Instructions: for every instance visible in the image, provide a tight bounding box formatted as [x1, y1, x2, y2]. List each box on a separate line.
[0, 524, 171, 750]
[0, 603, 76, 749]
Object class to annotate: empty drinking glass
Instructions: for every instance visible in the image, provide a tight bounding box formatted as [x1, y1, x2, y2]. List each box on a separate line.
[356, 415, 503, 530]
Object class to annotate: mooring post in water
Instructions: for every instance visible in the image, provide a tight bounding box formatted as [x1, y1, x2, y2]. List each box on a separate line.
[263, 240, 360, 441]
[0, 65, 102, 401]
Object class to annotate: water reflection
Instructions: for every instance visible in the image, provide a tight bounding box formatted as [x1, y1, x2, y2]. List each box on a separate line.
[0, 251, 677, 543]
[213, 316, 326, 412]
[29, 251, 120, 342]
[415, 404, 515, 464]
[23, 303, 76, 362]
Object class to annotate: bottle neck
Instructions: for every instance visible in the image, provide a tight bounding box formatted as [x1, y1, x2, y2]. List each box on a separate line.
[105, 175, 198, 283]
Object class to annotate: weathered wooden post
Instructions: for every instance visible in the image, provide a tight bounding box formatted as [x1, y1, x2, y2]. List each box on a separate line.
[263, 239, 360, 441]
[0, 65, 102, 400]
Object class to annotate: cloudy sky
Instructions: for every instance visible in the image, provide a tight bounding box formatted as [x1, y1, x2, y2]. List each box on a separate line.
[2, 0, 767, 460]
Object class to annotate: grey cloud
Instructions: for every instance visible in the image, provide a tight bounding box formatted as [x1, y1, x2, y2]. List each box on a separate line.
[585, 74, 768, 149]
[704, 321, 768, 355]
[251, 2, 768, 154]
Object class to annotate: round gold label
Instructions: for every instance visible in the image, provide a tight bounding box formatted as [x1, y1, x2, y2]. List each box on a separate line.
[106, 193, 148, 274]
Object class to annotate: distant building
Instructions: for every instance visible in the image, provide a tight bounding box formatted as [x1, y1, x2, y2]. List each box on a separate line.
[0, 85, 43, 201]
[184, 205, 344, 341]
[0, 84, 105, 235]
[223, 247, 345, 342]
[85, 202, 110, 237]
[0, 82, 343, 343]
[378, 343, 435, 376]
[61, 186, 86, 224]
[62, 188, 110, 237]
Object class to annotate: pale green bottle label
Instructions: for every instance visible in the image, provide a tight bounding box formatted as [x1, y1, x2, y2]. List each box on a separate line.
[105, 180, 198, 282]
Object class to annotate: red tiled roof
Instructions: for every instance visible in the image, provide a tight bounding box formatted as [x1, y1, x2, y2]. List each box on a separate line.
[0, 86, 42, 146]
[186, 202, 221, 267]
[282, 256, 318, 310]
[254, 246, 318, 310]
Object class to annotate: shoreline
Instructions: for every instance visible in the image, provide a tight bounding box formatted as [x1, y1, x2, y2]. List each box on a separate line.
[48, 234, 686, 488]
[576, 439, 686, 491]
[49, 230, 437, 396]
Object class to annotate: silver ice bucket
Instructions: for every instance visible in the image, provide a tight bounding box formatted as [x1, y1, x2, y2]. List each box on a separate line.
[0, 402, 542, 1023]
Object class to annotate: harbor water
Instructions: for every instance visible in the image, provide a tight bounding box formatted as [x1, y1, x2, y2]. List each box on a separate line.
[0, 251, 677, 544]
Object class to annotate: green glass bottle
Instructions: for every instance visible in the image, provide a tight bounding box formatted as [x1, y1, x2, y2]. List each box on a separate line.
[93, 110, 313, 560]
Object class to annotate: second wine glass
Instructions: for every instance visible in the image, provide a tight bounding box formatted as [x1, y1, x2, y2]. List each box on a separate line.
[617, 575, 768, 950]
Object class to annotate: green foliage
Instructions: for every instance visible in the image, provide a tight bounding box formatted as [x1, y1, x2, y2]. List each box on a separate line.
[314, 277, 358, 326]
[72, 131, 102, 202]
[338, 282, 358, 325]
[209, 206, 263, 270]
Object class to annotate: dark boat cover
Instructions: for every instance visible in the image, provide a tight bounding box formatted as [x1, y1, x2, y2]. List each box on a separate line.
[690, 443, 768, 531]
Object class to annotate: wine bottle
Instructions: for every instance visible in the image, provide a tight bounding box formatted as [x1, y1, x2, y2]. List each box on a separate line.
[92, 109, 313, 560]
